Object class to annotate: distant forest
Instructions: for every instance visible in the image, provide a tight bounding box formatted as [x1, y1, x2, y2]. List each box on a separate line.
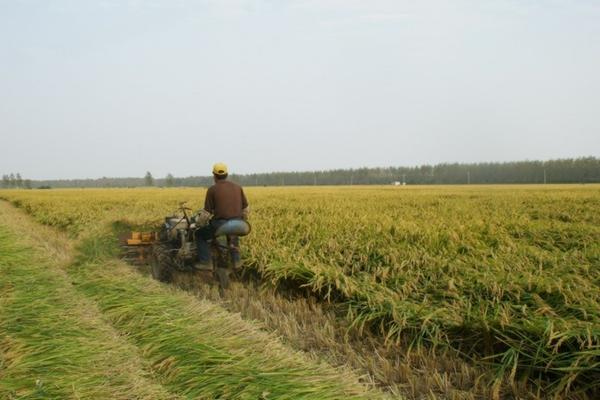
[2, 157, 599, 189]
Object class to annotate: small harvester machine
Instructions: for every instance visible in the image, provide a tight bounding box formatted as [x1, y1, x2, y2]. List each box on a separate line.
[121, 204, 251, 290]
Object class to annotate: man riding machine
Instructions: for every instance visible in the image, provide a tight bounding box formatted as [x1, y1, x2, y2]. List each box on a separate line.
[193, 162, 250, 289]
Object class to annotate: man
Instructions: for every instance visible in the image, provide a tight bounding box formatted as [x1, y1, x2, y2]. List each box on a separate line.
[194, 162, 249, 270]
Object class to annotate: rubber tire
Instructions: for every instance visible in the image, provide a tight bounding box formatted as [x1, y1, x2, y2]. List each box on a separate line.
[214, 267, 230, 290]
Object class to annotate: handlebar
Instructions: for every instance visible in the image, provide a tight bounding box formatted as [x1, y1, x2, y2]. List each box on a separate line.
[179, 202, 192, 211]
[179, 204, 191, 225]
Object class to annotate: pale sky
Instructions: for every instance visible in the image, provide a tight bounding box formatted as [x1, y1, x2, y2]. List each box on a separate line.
[1, 0, 599, 180]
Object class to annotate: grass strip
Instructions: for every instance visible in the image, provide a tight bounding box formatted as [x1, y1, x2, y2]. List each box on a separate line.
[0, 225, 178, 400]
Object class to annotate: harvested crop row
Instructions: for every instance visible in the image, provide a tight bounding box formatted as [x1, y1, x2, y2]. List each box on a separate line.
[69, 235, 379, 400]
[0, 224, 177, 400]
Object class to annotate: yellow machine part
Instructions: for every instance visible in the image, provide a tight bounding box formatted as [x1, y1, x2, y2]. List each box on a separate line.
[127, 231, 157, 246]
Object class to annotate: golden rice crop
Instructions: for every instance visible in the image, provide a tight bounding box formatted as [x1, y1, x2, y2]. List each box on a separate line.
[1, 184, 599, 396]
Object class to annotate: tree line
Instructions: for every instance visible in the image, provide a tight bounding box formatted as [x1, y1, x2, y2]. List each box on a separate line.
[2, 157, 598, 189]
[1, 173, 33, 189]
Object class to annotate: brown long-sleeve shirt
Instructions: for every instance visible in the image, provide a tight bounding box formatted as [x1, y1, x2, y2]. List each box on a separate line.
[204, 180, 248, 220]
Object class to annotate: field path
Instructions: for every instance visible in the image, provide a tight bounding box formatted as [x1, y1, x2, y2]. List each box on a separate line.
[0, 200, 385, 399]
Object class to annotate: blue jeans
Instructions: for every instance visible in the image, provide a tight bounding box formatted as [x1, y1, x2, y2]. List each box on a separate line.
[195, 219, 240, 265]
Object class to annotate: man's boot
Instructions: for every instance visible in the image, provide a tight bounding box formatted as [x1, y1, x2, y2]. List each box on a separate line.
[194, 239, 213, 271]
[228, 236, 242, 270]
[230, 250, 242, 270]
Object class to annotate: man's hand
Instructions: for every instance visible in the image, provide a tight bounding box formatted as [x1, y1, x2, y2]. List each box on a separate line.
[195, 209, 212, 226]
[242, 206, 250, 220]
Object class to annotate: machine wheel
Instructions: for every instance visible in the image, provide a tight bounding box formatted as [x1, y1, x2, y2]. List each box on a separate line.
[214, 267, 230, 290]
[151, 244, 173, 282]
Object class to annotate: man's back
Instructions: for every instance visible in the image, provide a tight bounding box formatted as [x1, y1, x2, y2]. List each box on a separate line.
[204, 180, 248, 220]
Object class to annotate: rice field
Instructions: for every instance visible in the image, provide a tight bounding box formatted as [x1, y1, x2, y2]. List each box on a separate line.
[1, 184, 599, 398]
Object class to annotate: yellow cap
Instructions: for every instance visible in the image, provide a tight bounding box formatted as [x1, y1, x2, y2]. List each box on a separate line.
[212, 162, 228, 176]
